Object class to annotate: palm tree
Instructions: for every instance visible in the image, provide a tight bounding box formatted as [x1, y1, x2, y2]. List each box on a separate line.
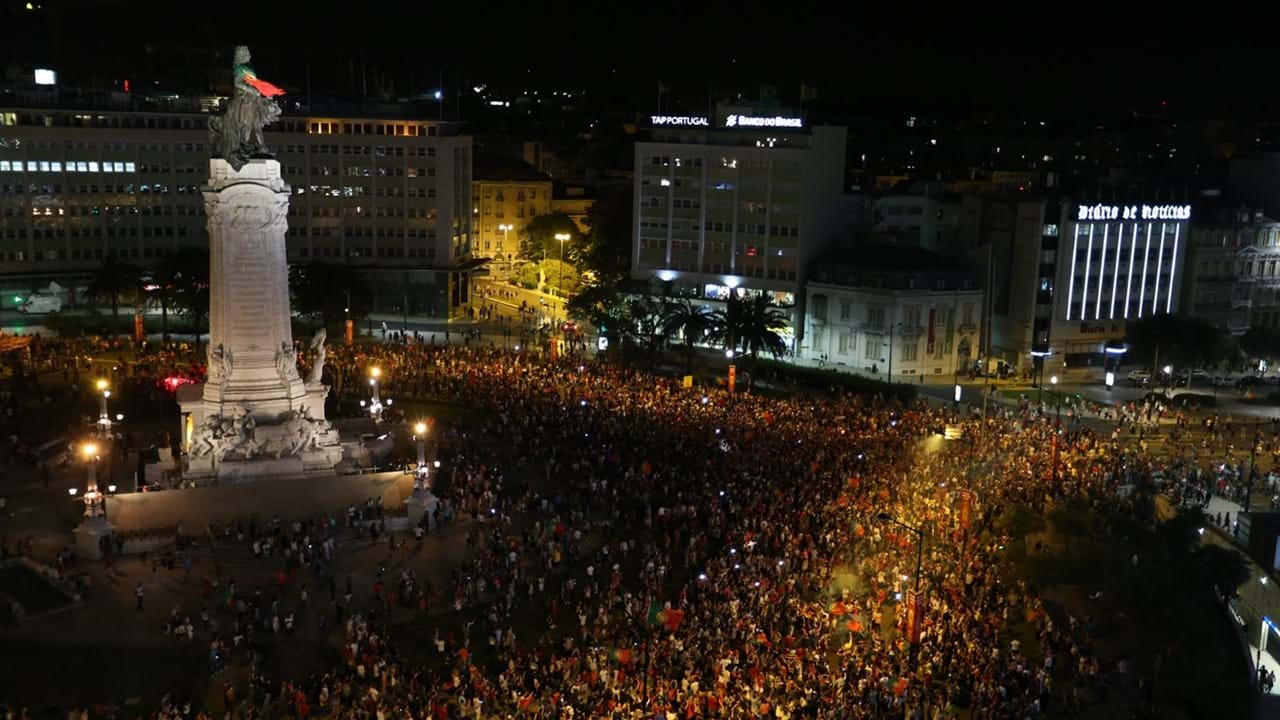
[709, 294, 790, 388]
[84, 255, 141, 333]
[662, 301, 713, 373]
[736, 294, 790, 360]
[169, 248, 211, 343]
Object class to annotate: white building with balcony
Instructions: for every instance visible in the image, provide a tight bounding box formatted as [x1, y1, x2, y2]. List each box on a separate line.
[800, 247, 983, 381]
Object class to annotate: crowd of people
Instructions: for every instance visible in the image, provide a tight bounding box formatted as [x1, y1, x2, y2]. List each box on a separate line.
[2, 336, 1262, 718]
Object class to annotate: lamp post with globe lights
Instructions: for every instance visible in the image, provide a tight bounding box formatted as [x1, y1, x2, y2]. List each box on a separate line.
[406, 420, 439, 530]
[96, 379, 112, 436]
[72, 441, 113, 559]
[368, 367, 384, 423]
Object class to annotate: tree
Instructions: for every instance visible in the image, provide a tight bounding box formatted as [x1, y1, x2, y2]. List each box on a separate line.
[627, 296, 669, 353]
[169, 248, 211, 342]
[84, 255, 142, 331]
[289, 262, 371, 333]
[997, 503, 1046, 545]
[578, 187, 633, 286]
[709, 294, 789, 360]
[146, 248, 207, 342]
[1240, 326, 1280, 364]
[567, 283, 631, 343]
[517, 212, 581, 264]
[1124, 313, 1230, 371]
[663, 301, 713, 373]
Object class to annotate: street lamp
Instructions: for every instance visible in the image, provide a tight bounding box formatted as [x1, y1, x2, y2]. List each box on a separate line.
[1050, 375, 1060, 423]
[79, 442, 104, 519]
[96, 379, 111, 435]
[554, 232, 571, 325]
[875, 512, 924, 674]
[498, 223, 513, 259]
[368, 367, 384, 422]
[412, 421, 430, 496]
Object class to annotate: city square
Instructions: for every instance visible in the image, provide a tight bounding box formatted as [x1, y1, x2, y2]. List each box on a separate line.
[3, 4, 1280, 719]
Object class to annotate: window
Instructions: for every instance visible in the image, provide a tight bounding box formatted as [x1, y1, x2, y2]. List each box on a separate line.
[867, 304, 885, 330]
[901, 339, 918, 361]
[865, 334, 881, 360]
[839, 300, 851, 321]
[837, 332, 851, 354]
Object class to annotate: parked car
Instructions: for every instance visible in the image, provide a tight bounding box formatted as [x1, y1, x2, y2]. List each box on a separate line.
[1127, 369, 1152, 387]
[1237, 375, 1266, 388]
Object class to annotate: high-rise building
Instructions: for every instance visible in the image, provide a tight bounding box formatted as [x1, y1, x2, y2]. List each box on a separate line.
[631, 108, 848, 337]
[0, 102, 476, 317]
[961, 188, 1192, 373]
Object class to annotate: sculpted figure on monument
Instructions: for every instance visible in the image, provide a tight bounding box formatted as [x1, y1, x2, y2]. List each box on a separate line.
[208, 343, 233, 383]
[306, 329, 327, 385]
[276, 341, 298, 387]
[190, 416, 223, 458]
[208, 46, 285, 171]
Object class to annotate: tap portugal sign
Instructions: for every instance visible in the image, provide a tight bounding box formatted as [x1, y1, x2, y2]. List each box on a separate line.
[1076, 204, 1192, 221]
[649, 115, 710, 127]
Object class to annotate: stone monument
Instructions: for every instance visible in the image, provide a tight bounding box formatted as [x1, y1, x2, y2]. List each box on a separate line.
[180, 46, 343, 482]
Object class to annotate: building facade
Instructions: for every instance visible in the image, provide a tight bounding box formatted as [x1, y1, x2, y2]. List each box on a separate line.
[1053, 200, 1191, 367]
[800, 251, 983, 381]
[471, 165, 552, 262]
[960, 189, 1192, 372]
[0, 103, 475, 316]
[631, 109, 847, 338]
[1184, 207, 1280, 335]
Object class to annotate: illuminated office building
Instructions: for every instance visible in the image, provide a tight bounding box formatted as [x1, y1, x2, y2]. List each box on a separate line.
[0, 101, 476, 317]
[631, 107, 848, 335]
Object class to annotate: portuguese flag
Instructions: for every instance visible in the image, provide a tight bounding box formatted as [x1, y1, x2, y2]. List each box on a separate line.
[648, 601, 685, 630]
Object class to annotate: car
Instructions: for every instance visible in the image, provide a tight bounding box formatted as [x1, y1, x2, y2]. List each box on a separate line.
[1127, 369, 1152, 386]
[1213, 376, 1235, 387]
[1237, 375, 1266, 388]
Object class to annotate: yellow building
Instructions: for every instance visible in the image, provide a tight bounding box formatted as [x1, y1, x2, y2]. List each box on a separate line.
[472, 164, 552, 261]
[552, 186, 595, 233]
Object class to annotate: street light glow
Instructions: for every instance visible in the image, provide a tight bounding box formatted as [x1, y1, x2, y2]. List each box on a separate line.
[1050, 375, 1058, 385]
[96, 379, 108, 391]
[82, 443, 98, 457]
[554, 233, 570, 242]
[370, 367, 381, 378]
[415, 422, 427, 435]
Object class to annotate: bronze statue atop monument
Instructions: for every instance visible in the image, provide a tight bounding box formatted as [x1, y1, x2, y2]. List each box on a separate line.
[209, 46, 285, 171]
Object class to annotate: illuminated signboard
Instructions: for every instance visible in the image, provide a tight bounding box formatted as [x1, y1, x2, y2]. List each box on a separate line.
[723, 114, 803, 129]
[1076, 204, 1191, 222]
[650, 115, 710, 127]
[33, 69, 56, 86]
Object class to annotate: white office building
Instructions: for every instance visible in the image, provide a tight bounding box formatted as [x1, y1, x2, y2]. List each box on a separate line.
[631, 107, 848, 336]
[0, 98, 476, 317]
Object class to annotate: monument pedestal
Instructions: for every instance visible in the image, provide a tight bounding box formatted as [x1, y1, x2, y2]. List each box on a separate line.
[74, 516, 112, 560]
[178, 159, 343, 483]
[406, 491, 439, 531]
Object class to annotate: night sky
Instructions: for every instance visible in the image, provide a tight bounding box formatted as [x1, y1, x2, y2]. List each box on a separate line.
[2, 0, 1276, 118]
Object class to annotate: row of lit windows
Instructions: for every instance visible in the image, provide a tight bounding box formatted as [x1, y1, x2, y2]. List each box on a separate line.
[0, 160, 137, 173]
[1, 226, 188, 240]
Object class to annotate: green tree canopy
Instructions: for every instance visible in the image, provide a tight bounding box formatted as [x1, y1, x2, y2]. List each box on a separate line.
[709, 293, 790, 360]
[1124, 313, 1230, 369]
[1240, 326, 1280, 362]
[289, 262, 371, 333]
[84, 255, 142, 329]
[146, 248, 208, 342]
[517, 212, 582, 263]
[663, 300, 714, 372]
[578, 187, 632, 286]
[168, 248, 211, 339]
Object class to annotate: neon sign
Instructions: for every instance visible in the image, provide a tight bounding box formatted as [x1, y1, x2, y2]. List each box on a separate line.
[1076, 204, 1191, 221]
[724, 114, 803, 129]
[650, 115, 710, 127]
